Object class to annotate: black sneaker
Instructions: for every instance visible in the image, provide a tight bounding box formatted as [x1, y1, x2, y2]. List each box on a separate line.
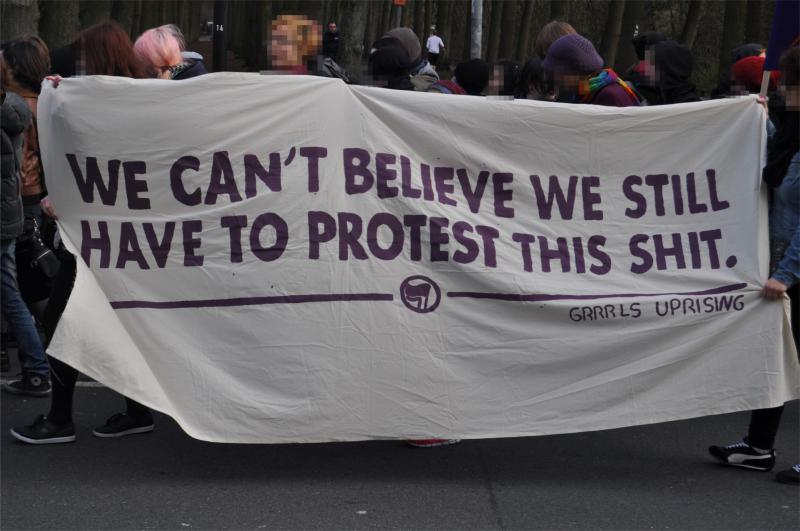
[10, 415, 76, 444]
[2, 373, 51, 397]
[92, 413, 154, 438]
[708, 438, 776, 471]
[776, 464, 800, 484]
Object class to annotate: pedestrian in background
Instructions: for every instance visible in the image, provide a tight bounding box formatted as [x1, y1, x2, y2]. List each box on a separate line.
[322, 20, 340, 61]
[426, 26, 444, 69]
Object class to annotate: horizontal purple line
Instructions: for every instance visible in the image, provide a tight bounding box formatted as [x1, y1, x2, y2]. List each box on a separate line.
[447, 282, 748, 302]
[111, 293, 394, 310]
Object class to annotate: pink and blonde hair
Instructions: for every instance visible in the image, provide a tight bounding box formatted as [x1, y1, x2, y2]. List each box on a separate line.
[134, 26, 183, 71]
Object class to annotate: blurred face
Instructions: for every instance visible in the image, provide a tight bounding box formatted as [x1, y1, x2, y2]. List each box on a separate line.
[270, 17, 321, 70]
[487, 65, 504, 95]
[643, 48, 658, 84]
[328, 23, 337, 33]
[271, 23, 299, 68]
[781, 83, 800, 110]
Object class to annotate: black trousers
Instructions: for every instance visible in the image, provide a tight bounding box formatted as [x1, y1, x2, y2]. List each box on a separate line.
[747, 283, 799, 449]
[43, 252, 149, 424]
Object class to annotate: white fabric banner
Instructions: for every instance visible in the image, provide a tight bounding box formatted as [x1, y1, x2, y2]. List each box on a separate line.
[38, 74, 799, 443]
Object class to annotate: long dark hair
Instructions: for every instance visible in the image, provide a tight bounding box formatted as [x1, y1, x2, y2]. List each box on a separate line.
[78, 20, 152, 78]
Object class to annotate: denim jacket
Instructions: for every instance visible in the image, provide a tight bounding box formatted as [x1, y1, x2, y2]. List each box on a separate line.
[769, 151, 800, 287]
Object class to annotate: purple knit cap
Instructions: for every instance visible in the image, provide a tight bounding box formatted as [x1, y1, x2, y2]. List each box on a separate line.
[542, 33, 603, 75]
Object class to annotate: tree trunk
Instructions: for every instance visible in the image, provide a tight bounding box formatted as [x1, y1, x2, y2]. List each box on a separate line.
[401, 0, 412, 27]
[481, 0, 492, 56]
[111, 0, 137, 36]
[449, 0, 471, 64]
[717, 0, 746, 78]
[79, 0, 112, 27]
[436, 0, 454, 58]
[243, 1, 265, 70]
[744, 0, 763, 44]
[39, 0, 80, 49]
[599, 0, 625, 68]
[550, 0, 568, 21]
[338, 0, 368, 83]
[486, 0, 504, 63]
[2, 0, 39, 43]
[613, 0, 645, 72]
[364, 0, 382, 52]
[516, 0, 536, 60]
[498, 0, 519, 60]
[414, 0, 426, 42]
[471, 0, 484, 59]
[379, 0, 392, 34]
[680, 0, 705, 48]
[425, 0, 434, 39]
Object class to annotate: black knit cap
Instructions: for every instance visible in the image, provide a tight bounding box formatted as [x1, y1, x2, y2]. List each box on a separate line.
[454, 58, 491, 96]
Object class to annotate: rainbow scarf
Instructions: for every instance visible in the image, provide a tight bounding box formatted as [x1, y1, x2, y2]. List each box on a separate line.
[580, 68, 641, 104]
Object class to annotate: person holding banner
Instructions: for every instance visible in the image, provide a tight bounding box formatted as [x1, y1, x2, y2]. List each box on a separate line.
[10, 21, 156, 445]
[709, 45, 800, 485]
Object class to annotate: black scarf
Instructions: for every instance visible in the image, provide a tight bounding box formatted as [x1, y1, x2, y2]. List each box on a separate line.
[764, 109, 799, 188]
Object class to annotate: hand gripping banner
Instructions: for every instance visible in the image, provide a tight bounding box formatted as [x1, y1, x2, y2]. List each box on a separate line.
[38, 74, 799, 443]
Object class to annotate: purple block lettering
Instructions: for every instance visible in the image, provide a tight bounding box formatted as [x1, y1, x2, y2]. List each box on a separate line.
[170, 156, 202, 206]
[404, 215, 427, 261]
[492, 173, 514, 218]
[456, 169, 490, 214]
[308, 211, 336, 259]
[623, 175, 646, 218]
[123, 161, 150, 210]
[221, 215, 248, 263]
[367, 213, 404, 260]
[67, 154, 120, 205]
[250, 213, 288, 262]
[429, 217, 450, 261]
[434, 167, 457, 206]
[206, 151, 242, 205]
[530, 175, 577, 220]
[80, 220, 110, 268]
[337, 212, 368, 260]
[376, 153, 399, 199]
[143, 222, 175, 268]
[182, 220, 204, 266]
[244, 153, 281, 198]
[343, 148, 373, 194]
[299, 147, 327, 193]
[116, 222, 150, 269]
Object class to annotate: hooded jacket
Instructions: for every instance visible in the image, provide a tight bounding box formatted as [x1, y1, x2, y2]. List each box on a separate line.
[1, 92, 32, 240]
[651, 41, 700, 105]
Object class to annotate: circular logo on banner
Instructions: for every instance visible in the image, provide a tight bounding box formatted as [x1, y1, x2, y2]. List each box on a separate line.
[400, 276, 441, 313]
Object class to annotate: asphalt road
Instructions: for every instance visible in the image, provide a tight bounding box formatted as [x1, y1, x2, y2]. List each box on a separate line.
[1, 382, 798, 531]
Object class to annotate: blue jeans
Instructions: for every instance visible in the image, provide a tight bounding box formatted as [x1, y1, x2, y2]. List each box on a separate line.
[1, 239, 48, 376]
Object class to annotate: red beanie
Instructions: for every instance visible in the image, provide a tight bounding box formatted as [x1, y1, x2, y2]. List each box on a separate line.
[731, 55, 780, 93]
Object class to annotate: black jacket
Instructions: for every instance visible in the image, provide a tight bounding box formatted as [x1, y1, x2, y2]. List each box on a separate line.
[174, 59, 209, 80]
[651, 41, 700, 105]
[323, 30, 340, 59]
[1, 92, 31, 240]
